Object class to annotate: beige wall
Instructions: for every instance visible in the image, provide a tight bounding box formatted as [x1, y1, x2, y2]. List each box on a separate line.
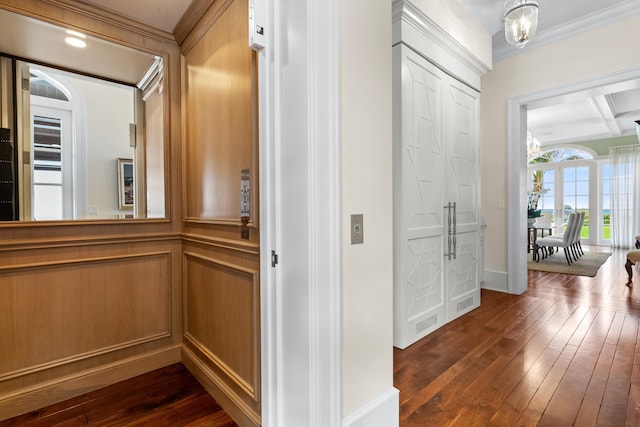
[340, 0, 394, 417]
[481, 15, 640, 273]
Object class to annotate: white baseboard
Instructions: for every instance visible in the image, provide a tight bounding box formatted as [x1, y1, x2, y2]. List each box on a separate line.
[482, 269, 509, 293]
[342, 387, 399, 427]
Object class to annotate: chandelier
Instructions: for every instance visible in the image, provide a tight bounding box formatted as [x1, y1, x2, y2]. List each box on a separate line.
[504, 0, 539, 49]
[527, 131, 540, 160]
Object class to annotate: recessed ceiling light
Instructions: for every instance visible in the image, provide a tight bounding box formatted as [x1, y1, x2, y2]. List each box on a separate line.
[65, 30, 86, 39]
[65, 37, 87, 48]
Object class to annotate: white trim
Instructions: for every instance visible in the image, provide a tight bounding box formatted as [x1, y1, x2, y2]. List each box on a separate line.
[494, 0, 640, 63]
[481, 270, 509, 293]
[341, 388, 399, 427]
[392, 0, 490, 92]
[507, 98, 528, 295]
[258, 0, 277, 425]
[507, 66, 640, 295]
[260, 0, 341, 425]
[307, 0, 341, 426]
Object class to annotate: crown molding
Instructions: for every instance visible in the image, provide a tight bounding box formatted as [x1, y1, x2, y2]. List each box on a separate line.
[493, 0, 640, 63]
[392, 0, 491, 91]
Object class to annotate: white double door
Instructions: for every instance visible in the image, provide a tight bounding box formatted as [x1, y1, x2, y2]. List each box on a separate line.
[393, 45, 480, 349]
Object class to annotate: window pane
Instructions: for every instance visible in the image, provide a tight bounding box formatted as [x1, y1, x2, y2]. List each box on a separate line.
[564, 168, 576, 181]
[576, 195, 589, 209]
[580, 210, 589, 239]
[33, 169, 62, 184]
[576, 166, 589, 180]
[564, 196, 574, 211]
[576, 180, 589, 194]
[564, 181, 575, 196]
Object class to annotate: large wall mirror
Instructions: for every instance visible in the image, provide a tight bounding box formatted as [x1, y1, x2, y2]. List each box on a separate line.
[0, 6, 166, 222]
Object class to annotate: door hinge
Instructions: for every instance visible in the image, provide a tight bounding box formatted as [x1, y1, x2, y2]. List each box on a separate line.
[271, 250, 278, 267]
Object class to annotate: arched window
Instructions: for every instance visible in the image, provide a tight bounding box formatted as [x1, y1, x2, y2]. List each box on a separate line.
[527, 146, 597, 245]
[528, 147, 594, 164]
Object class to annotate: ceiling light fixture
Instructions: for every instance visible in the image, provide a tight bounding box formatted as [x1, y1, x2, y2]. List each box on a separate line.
[636, 120, 640, 143]
[65, 37, 86, 48]
[504, 0, 539, 49]
[64, 29, 86, 48]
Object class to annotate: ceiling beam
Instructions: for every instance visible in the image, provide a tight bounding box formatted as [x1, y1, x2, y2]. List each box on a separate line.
[590, 95, 622, 136]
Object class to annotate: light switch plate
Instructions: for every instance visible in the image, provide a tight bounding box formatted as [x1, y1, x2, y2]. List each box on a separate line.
[351, 214, 364, 245]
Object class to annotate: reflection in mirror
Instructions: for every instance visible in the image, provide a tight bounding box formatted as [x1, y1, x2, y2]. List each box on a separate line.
[0, 7, 166, 222]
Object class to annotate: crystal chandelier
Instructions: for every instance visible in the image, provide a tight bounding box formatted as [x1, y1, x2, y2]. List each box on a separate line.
[527, 131, 541, 160]
[504, 0, 539, 49]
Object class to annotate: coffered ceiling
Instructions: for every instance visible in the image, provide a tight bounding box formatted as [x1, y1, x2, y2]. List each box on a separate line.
[462, 0, 640, 147]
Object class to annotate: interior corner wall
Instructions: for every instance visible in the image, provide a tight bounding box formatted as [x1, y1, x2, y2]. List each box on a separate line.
[481, 15, 640, 274]
[340, 0, 394, 420]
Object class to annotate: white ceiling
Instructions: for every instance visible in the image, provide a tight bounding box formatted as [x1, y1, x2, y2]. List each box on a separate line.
[462, 0, 640, 147]
[79, 0, 192, 34]
[0, 7, 156, 85]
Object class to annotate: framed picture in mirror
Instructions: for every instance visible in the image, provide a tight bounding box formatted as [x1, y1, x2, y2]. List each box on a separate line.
[117, 158, 134, 210]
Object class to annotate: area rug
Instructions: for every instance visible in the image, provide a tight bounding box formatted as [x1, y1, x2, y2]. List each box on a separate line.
[527, 251, 612, 277]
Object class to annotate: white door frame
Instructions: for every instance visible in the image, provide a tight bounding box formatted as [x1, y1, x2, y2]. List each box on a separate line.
[259, 0, 341, 425]
[507, 67, 640, 295]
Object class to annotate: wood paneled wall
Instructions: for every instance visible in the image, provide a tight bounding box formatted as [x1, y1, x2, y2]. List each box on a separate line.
[0, 0, 260, 425]
[0, 0, 184, 421]
[178, 0, 261, 425]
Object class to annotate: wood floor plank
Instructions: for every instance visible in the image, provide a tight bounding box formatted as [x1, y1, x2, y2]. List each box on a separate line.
[486, 304, 594, 426]
[397, 246, 640, 426]
[573, 311, 625, 426]
[597, 313, 639, 426]
[0, 364, 238, 427]
[537, 309, 617, 425]
[397, 295, 550, 419]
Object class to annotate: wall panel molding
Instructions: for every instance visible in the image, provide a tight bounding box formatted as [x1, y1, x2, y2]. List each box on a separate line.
[0, 252, 172, 376]
[0, 233, 180, 253]
[0, 345, 181, 421]
[182, 250, 260, 421]
[182, 233, 260, 255]
[184, 333, 256, 400]
[182, 345, 260, 427]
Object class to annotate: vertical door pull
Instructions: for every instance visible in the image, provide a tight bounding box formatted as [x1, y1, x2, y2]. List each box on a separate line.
[444, 203, 452, 260]
[452, 202, 457, 260]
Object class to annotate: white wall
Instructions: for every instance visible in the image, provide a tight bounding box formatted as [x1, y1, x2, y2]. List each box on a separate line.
[481, 15, 640, 274]
[340, 0, 394, 420]
[70, 77, 134, 217]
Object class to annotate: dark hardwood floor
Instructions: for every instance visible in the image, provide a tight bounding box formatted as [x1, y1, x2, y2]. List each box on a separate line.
[0, 364, 238, 426]
[4, 246, 639, 426]
[395, 245, 640, 426]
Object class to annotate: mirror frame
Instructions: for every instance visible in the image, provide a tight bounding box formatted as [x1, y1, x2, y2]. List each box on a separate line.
[0, 0, 178, 226]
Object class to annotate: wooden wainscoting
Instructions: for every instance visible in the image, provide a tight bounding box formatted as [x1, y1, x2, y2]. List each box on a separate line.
[181, 236, 260, 427]
[178, 0, 261, 425]
[0, 236, 183, 421]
